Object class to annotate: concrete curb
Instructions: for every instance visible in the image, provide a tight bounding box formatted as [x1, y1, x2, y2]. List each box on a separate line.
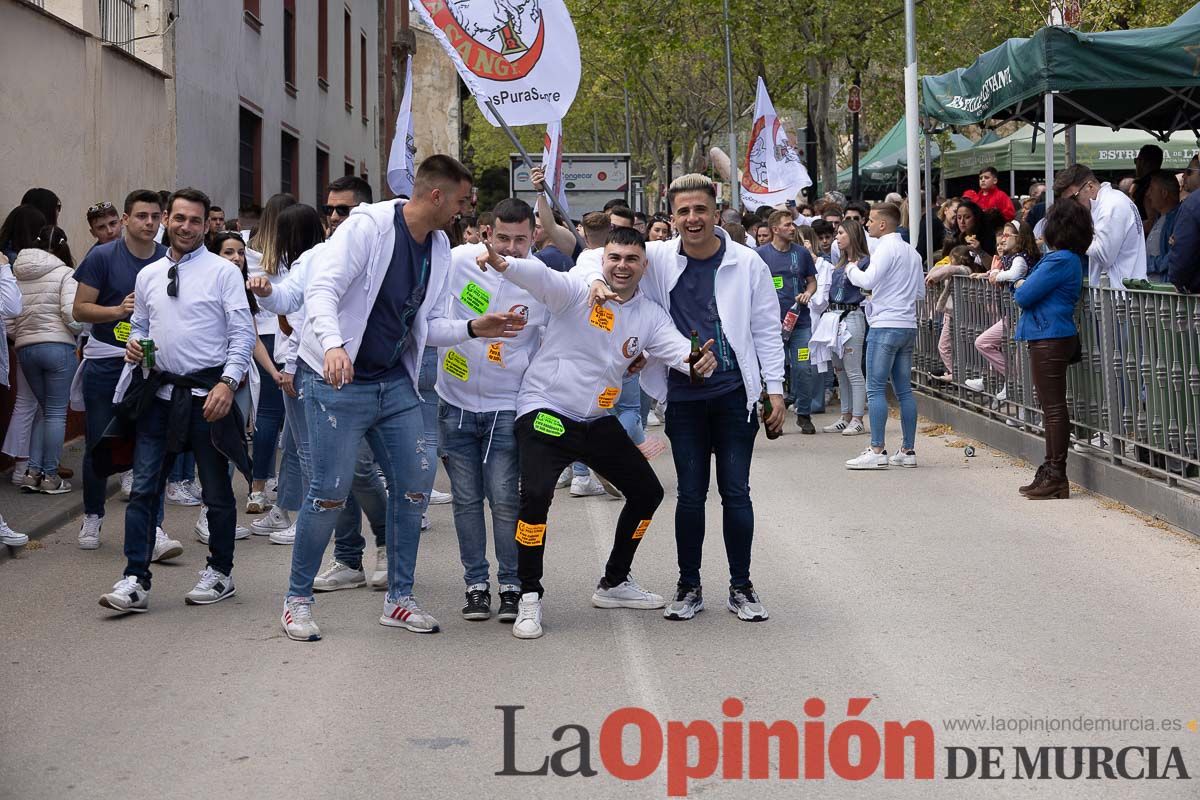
[1, 477, 120, 563]
[916, 393, 1200, 536]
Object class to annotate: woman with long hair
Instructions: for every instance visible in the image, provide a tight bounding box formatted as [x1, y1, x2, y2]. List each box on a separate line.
[1013, 201, 1090, 500]
[821, 220, 870, 435]
[948, 199, 996, 259]
[243, 193, 296, 514]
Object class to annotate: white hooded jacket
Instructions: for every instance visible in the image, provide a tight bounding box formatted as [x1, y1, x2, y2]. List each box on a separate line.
[575, 226, 785, 414]
[299, 199, 452, 391]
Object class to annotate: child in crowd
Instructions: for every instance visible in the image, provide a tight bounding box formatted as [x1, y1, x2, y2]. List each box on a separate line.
[926, 245, 984, 382]
[965, 220, 1039, 398]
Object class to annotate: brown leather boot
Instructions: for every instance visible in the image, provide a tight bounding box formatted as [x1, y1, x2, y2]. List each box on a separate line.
[1019, 464, 1048, 496]
[1025, 466, 1069, 500]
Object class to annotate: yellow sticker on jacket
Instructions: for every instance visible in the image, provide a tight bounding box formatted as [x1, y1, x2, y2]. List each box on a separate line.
[797, 347, 810, 363]
[597, 386, 619, 409]
[443, 349, 469, 381]
[632, 519, 651, 539]
[515, 520, 546, 546]
[487, 341, 504, 365]
[113, 321, 132, 343]
[589, 304, 615, 332]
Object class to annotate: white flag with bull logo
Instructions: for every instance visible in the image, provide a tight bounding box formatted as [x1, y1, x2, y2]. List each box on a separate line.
[540, 119, 569, 215]
[740, 77, 812, 210]
[387, 53, 417, 197]
[411, 0, 581, 127]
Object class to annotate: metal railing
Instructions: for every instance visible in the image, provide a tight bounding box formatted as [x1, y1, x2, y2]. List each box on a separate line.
[914, 275, 1200, 493]
[99, 0, 136, 55]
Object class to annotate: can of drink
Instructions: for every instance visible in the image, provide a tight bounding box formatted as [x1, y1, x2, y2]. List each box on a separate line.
[139, 338, 156, 370]
[964, 445, 976, 457]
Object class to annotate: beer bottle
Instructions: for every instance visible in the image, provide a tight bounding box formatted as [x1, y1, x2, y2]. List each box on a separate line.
[689, 330, 703, 385]
[781, 300, 802, 335]
[760, 383, 782, 440]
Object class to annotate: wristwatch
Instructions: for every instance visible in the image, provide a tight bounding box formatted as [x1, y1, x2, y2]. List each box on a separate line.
[220, 376, 238, 391]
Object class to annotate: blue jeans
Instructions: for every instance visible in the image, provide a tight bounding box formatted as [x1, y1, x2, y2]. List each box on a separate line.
[81, 357, 124, 515]
[613, 373, 645, 445]
[664, 387, 758, 587]
[439, 402, 520, 588]
[18, 342, 75, 475]
[251, 334, 285, 481]
[784, 326, 814, 415]
[288, 365, 428, 601]
[124, 398, 238, 587]
[168, 451, 195, 483]
[417, 346, 441, 506]
[866, 327, 917, 451]
[331, 441, 390, 569]
[275, 416, 303, 511]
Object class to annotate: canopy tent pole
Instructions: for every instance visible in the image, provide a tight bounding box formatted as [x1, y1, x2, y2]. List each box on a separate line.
[1010, 170, 1015, 196]
[1065, 124, 1077, 166]
[904, 0, 921, 232]
[1044, 92, 1055, 205]
[922, 126, 934, 268]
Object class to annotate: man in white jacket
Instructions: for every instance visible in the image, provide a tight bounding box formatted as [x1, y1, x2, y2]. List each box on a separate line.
[426, 197, 548, 625]
[479, 227, 716, 639]
[577, 173, 786, 623]
[279, 155, 506, 642]
[1053, 164, 1147, 286]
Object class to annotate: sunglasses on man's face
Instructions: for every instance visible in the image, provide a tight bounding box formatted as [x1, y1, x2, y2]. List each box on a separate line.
[322, 204, 353, 218]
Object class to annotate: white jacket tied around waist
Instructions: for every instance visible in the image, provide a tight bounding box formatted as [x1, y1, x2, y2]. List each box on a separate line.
[504, 257, 695, 422]
[574, 226, 785, 413]
[299, 199, 452, 391]
[426, 243, 549, 414]
[9, 248, 81, 348]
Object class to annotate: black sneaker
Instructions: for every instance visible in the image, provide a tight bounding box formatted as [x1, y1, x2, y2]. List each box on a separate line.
[497, 586, 521, 623]
[663, 584, 704, 620]
[461, 583, 492, 621]
[727, 584, 769, 621]
[797, 415, 816, 435]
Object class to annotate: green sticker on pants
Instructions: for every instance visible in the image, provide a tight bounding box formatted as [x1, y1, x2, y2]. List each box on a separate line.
[772, 275, 784, 290]
[797, 347, 810, 363]
[460, 281, 491, 315]
[533, 412, 565, 437]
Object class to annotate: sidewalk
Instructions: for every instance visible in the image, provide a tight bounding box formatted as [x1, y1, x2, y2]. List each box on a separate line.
[0, 437, 118, 561]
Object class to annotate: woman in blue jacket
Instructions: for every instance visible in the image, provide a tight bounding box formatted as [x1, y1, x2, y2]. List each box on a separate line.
[1013, 200, 1091, 500]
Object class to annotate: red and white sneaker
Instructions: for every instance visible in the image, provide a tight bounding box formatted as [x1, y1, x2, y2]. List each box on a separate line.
[379, 595, 440, 633]
[281, 597, 321, 641]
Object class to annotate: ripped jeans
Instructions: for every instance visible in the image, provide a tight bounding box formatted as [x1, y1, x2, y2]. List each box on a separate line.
[287, 365, 428, 601]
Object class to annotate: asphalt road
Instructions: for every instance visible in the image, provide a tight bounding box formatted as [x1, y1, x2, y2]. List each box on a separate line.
[3, 420, 1199, 799]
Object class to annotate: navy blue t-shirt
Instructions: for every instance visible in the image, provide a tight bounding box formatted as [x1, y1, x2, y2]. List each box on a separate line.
[354, 206, 432, 383]
[73, 237, 167, 348]
[667, 241, 742, 402]
[534, 244, 573, 272]
[755, 242, 817, 326]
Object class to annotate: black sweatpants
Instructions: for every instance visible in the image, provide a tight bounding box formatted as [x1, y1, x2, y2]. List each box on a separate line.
[514, 409, 665, 596]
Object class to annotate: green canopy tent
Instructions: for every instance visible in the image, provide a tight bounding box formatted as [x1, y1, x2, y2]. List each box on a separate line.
[836, 119, 973, 196]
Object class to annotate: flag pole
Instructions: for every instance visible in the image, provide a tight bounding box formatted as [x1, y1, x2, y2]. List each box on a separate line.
[485, 99, 570, 220]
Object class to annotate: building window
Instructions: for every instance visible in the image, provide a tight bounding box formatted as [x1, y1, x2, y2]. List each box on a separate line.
[360, 32, 368, 123]
[239, 108, 262, 212]
[345, 159, 356, 177]
[317, 0, 329, 88]
[281, 132, 299, 196]
[343, 8, 352, 111]
[243, 0, 262, 32]
[283, 0, 297, 94]
[100, 0, 136, 55]
[316, 148, 330, 204]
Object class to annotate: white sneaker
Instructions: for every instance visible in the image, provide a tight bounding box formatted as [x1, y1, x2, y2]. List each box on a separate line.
[841, 419, 866, 436]
[152, 527, 183, 562]
[845, 448, 889, 470]
[235, 523, 251, 540]
[823, 418, 849, 433]
[646, 410, 662, 427]
[368, 546, 387, 589]
[78, 514, 102, 550]
[1006, 407, 1026, 427]
[555, 467, 572, 489]
[570, 474, 608, 497]
[9, 460, 29, 487]
[429, 489, 452, 505]
[268, 522, 296, 545]
[99, 576, 148, 613]
[251, 506, 291, 534]
[1074, 433, 1108, 454]
[281, 597, 321, 641]
[964, 378, 985, 392]
[591, 577, 666, 609]
[512, 592, 543, 639]
[120, 470, 132, 500]
[264, 477, 278, 502]
[194, 507, 251, 543]
[313, 559, 366, 592]
[421, 513, 430, 531]
[184, 567, 236, 605]
[0, 516, 29, 547]
[380, 595, 441, 633]
[996, 385, 1007, 401]
[245, 490, 272, 514]
[165, 481, 202, 506]
[888, 450, 918, 468]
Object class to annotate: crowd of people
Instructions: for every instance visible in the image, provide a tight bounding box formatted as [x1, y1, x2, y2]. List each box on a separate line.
[2, 139, 1195, 636]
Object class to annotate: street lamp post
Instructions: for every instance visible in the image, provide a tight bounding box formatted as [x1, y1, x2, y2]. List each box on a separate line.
[722, 0, 739, 211]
